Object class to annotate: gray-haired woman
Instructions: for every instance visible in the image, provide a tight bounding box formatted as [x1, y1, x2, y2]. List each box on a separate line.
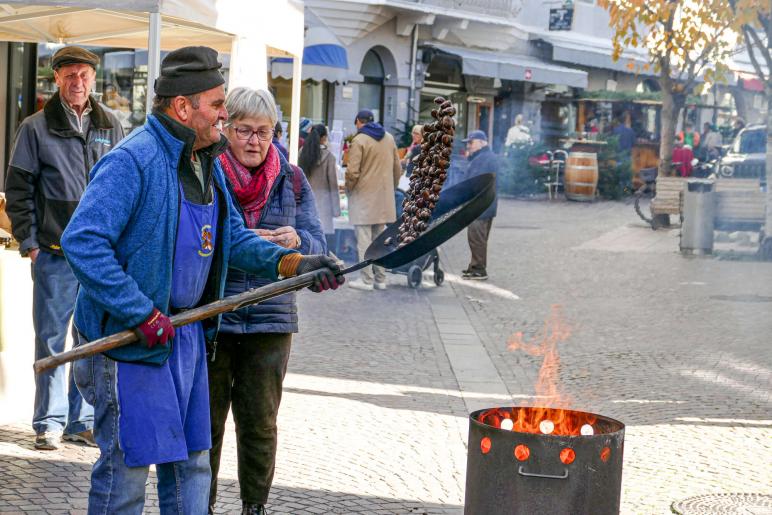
[209, 87, 330, 515]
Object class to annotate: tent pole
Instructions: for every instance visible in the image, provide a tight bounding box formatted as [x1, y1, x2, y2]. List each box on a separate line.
[146, 12, 161, 114]
[289, 55, 302, 165]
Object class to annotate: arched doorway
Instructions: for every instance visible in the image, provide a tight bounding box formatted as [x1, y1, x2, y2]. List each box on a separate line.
[358, 49, 385, 123]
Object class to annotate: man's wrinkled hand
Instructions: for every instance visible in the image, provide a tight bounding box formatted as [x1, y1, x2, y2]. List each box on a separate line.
[296, 254, 345, 292]
[134, 308, 175, 348]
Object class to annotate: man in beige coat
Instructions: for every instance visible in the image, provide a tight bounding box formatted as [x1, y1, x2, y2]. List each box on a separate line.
[345, 109, 402, 290]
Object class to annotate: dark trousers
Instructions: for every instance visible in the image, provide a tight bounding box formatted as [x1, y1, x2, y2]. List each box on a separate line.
[208, 332, 292, 506]
[467, 218, 493, 273]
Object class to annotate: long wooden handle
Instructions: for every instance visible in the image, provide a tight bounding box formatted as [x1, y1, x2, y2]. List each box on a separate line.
[33, 262, 366, 375]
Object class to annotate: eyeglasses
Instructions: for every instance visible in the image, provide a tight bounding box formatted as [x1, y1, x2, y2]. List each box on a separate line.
[231, 125, 274, 142]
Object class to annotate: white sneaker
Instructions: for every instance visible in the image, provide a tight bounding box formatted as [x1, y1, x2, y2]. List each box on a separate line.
[348, 279, 374, 291]
[373, 282, 387, 290]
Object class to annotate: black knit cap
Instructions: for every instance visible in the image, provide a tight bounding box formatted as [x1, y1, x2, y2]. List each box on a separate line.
[52, 46, 99, 70]
[154, 46, 225, 97]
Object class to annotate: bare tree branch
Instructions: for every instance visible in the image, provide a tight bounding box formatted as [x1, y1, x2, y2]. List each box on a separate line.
[743, 25, 769, 82]
[743, 24, 772, 77]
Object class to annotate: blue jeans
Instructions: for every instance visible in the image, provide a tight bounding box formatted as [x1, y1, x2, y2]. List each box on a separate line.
[73, 349, 211, 514]
[32, 250, 93, 435]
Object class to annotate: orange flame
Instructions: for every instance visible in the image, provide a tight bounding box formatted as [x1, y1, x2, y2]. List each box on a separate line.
[476, 305, 599, 436]
[507, 304, 571, 404]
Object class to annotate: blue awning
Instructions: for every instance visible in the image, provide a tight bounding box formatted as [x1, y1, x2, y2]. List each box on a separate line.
[271, 23, 349, 83]
[273, 44, 348, 69]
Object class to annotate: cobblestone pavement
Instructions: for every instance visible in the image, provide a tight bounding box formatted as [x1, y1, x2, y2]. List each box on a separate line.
[440, 198, 772, 514]
[1, 197, 771, 514]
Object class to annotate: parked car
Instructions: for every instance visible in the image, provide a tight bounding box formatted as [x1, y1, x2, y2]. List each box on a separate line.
[718, 124, 768, 187]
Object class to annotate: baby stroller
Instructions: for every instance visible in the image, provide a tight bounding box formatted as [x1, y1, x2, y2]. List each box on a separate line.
[389, 188, 445, 288]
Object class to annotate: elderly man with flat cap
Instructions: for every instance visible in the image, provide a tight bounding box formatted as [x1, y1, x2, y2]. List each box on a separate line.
[61, 46, 343, 513]
[5, 46, 124, 450]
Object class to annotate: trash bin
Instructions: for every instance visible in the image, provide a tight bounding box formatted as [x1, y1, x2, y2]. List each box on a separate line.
[680, 178, 715, 255]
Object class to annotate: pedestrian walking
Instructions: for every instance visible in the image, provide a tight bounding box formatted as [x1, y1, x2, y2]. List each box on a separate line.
[672, 138, 694, 177]
[4, 46, 124, 450]
[299, 123, 341, 244]
[504, 114, 532, 148]
[345, 110, 402, 291]
[677, 122, 701, 149]
[461, 130, 499, 281]
[402, 124, 423, 177]
[612, 116, 636, 154]
[209, 88, 330, 515]
[61, 46, 343, 514]
[273, 121, 289, 161]
[699, 122, 722, 161]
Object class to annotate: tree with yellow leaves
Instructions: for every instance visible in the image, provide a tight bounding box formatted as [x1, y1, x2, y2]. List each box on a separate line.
[599, 0, 739, 184]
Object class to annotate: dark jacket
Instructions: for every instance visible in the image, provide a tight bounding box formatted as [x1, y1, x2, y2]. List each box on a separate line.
[5, 92, 124, 255]
[220, 150, 326, 335]
[465, 145, 499, 220]
[61, 114, 295, 364]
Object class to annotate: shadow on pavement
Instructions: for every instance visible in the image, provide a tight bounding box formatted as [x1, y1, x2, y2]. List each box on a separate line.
[0, 425, 463, 515]
[282, 385, 467, 419]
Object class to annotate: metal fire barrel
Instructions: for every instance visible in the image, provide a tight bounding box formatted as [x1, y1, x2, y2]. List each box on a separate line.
[464, 407, 625, 515]
[680, 178, 715, 255]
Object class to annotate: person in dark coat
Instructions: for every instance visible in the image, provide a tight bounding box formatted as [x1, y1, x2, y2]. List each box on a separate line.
[210, 87, 331, 515]
[5, 46, 124, 450]
[461, 130, 498, 281]
[272, 121, 289, 161]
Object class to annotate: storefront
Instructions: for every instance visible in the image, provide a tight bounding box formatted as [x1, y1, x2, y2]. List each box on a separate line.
[419, 43, 588, 151]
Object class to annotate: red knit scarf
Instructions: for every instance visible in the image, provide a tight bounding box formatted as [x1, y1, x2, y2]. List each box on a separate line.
[218, 144, 281, 228]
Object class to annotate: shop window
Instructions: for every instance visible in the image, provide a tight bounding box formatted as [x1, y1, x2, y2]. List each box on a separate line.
[269, 77, 330, 126]
[359, 49, 384, 123]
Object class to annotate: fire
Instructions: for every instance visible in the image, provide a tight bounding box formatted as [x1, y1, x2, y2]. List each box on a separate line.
[477, 407, 597, 436]
[507, 304, 571, 403]
[476, 305, 599, 436]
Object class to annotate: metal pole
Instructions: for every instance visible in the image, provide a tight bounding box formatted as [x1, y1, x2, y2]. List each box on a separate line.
[408, 24, 418, 116]
[289, 55, 302, 165]
[145, 12, 161, 115]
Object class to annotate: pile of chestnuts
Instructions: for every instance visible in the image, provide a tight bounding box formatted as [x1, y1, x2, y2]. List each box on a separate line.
[396, 96, 456, 247]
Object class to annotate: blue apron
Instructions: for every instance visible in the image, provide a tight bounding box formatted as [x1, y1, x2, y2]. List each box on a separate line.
[116, 181, 218, 467]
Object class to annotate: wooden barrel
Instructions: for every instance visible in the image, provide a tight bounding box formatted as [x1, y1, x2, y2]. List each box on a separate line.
[565, 152, 598, 201]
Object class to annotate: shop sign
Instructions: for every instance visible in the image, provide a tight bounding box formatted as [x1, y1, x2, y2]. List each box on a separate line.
[549, 7, 573, 31]
[524, 69, 533, 81]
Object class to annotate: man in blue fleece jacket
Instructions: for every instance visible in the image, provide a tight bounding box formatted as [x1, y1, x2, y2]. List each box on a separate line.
[62, 46, 343, 514]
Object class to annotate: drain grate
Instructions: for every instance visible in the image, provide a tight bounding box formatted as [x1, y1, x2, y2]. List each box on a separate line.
[671, 493, 772, 514]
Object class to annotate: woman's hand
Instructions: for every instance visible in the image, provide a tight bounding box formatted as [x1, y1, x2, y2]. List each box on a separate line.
[251, 228, 274, 239]
[267, 226, 300, 249]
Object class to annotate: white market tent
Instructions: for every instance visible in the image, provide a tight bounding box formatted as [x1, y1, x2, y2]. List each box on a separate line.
[0, 0, 306, 163]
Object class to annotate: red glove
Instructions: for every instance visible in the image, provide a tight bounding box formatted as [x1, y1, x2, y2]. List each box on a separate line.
[134, 308, 175, 348]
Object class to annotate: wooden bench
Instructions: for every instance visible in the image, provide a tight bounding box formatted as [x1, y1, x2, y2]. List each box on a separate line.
[651, 176, 687, 218]
[714, 178, 765, 231]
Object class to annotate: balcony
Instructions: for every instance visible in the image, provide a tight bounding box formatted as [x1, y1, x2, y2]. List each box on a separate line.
[400, 0, 522, 18]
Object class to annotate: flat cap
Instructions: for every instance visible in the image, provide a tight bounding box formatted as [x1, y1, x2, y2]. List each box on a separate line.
[52, 46, 99, 70]
[154, 46, 225, 97]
